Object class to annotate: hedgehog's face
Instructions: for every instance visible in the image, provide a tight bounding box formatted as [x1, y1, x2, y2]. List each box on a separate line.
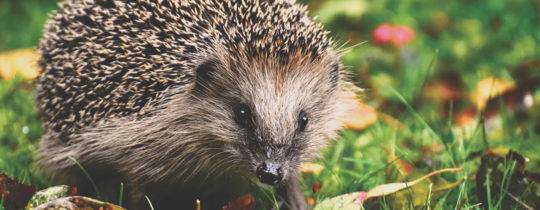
[191, 52, 344, 186]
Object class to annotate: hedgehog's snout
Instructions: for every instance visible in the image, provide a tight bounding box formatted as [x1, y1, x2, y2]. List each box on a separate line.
[256, 161, 284, 185]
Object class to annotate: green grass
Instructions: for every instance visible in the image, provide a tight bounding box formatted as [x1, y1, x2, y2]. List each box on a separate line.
[1, 0, 539, 209]
[0, 78, 46, 187]
[303, 92, 540, 209]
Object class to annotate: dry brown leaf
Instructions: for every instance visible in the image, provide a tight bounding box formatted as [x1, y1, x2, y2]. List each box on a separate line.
[222, 193, 255, 210]
[312, 182, 322, 194]
[0, 48, 40, 80]
[477, 150, 539, 209]
[25, 185, 78, 209]
[33, 196, 124, 210]
[307, 196, 316, 207]
[0, 173, 37, 210]
[454, 107, 477, 127]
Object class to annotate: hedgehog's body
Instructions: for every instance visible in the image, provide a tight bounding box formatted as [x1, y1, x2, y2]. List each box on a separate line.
[37, 0, 349, 209]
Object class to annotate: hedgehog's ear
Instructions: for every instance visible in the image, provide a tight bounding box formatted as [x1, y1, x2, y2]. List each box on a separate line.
[193, 60, 219, 93]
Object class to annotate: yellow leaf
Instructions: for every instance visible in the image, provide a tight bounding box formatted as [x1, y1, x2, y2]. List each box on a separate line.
[366, 167, 462, 198]
[314, 168, 464, 209]
[485, 147, 510, 156]
[300, 162, 324, 175]
[0, 48, 40, 80]
[470, 77, 514, 110]
[392, 176, 465, 208]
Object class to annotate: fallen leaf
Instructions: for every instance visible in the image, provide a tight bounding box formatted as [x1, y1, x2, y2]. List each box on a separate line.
[457, 84, 533, 128]
[33, 196, 125, 210]
[355, 192, 367, 204]
[314, 192, 362, 210]
[470, 77, 514, 110]
[477, 150, 540, 209]
[314, 168, 463, 209]
[0, 173, 37, 210]
[365, 168, 462, 198]
[484, 147, 511, 157]
[300, 162, 324, 175]
[342, 97, 378, 131]
[222, 193, 255, 210]
[391, 176, 464, 208]
[454, 107, 477, 127]
[26, 185, 77, 209]
[307, 196, 316, 207]
[312, 182, 322, 194]
[0, 48, 40, 80]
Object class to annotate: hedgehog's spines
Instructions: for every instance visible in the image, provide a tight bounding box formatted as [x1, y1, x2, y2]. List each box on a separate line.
[37, 0, 332, 138]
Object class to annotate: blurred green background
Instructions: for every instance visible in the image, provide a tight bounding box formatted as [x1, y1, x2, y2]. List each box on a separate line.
[1, 0, 539, 209]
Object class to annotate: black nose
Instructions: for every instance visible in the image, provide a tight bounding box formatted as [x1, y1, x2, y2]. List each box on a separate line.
[256, 162, 283, 185]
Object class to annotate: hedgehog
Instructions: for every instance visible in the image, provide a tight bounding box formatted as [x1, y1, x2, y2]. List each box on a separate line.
[36, 0, 352, 209]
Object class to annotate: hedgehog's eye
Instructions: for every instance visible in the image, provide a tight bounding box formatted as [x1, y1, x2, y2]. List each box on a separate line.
[234, 103, 252, 128]
[298, 111, 309, 132]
